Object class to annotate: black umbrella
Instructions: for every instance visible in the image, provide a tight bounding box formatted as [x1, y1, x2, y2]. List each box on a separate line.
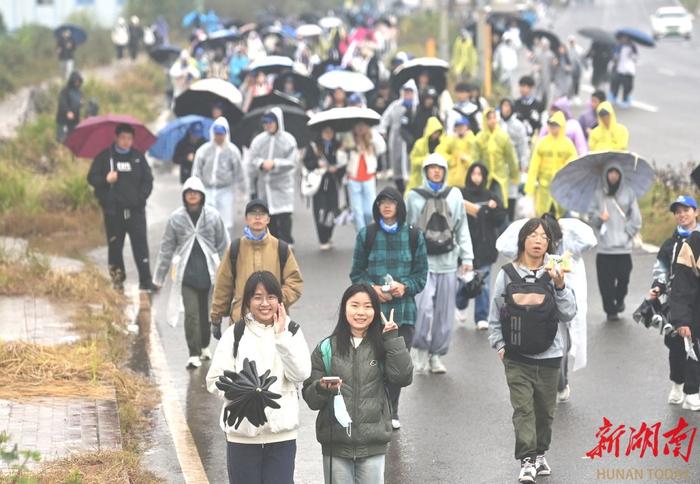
[174, 79, 244, 129]
[54, 24, 87, 45]
[216, 358, 281, 429]
[311, 60, 340, 81]
[692, 164, 700, 190]
[578, 27, 616, 46]
[148, 45, 181, 66]
[232, 105, 310, 148]
[248, 90, 302, 112]
[390, 57, 449, 93]
[273, 72, 321, 108]
[526, 29, 561, 52]
[194, 29, 242, 51]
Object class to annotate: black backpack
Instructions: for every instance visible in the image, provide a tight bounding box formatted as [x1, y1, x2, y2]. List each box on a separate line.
[413, 188, 455, 256]
[499, 264, 558, 355]
[229, 237, 289, 285]
[232, 318, 300, 358]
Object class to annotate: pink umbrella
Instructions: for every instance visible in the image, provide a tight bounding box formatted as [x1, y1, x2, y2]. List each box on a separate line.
[64, 114, 156, 159]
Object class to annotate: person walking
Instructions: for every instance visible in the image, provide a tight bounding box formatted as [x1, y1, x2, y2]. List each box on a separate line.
[127, 16, 143, 60]
[609, 35, 638, 108]
[302, 284, 413, 484]
[488, 218, 577, 483]
[551, 44, 573, 101]
[498, 99, 530, 216]
[588, 101, 629, 152]
[406, 116, 450, 193]
[173, 122, 206, 184]
[379, 81, 418, 194]
[210, 200, 303, 332]
[406, 153, 474, 374]
[539, 97, 588, 156]
[87, 123, 154, 291]
[585, 41, 614, 90]
[192, 117, 246, 236]
[56, 28, 76, 80]
[153, 177, 229, 368]
[207, 271, 311, 484]
[248, 108, 298, 244]
[578, 91, 606, 139]
[451, 29, 478, 80]
[514, 76, 546, 138]
[55, 71, 83, 142]
[111, 17, 129, 60]
[443, 116, 476, 188]
[493, 34, 519, 96]
[588, 164, 642, 321]
[350, 187, 428, 428]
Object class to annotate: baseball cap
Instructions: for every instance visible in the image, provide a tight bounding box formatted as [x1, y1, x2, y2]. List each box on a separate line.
[670, 195, 697, 212]
[245, 199, 269, 215]
[454, 116, 470, 128]
[189, 122, 204, 137]
[212, 124, 227, 135]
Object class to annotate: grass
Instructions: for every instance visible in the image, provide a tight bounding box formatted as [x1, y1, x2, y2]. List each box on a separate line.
[639, 173, 700, 247]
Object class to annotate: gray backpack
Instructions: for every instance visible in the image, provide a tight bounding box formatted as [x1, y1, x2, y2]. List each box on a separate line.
[413, 188, 455, 255]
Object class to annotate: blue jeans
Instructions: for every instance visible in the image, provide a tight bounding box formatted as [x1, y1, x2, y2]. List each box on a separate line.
[347, 178, 376, 230]
[226, 439, 295, 484]
[323, 454, 385, 484]
[474, 265, 491, 323]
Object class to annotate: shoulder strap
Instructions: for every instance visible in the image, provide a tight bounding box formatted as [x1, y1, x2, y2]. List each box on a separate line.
[363, 223, 380, 254]
[502, 263, 524, 284]
[288, 320, 300, 335]
[232, 319, 246, 358]
[408, 225, 420, 258]
[320, 337, 332, 376]
[437, 188, 452, 200]
[229, 238, 242, 285]
[278, 240, 289, 285]
[413, 187, 434, 199]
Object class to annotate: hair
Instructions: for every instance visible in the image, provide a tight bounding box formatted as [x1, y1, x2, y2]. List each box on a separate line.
[115, 123, 135, 136]
[592, 90, 606, 102]
[455, 82, 471, 92]
[541, 213, 562, 252]
[516, 218, 555, 261]
[330, 283, 385, 359]
[519, 75, 535, 87]
[240, 271, 284, 319]
[353, 122, 374, 153]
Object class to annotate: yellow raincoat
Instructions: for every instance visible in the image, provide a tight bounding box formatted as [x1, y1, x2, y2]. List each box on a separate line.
[451, 35, 478, 79]
[406, 117, 451, 192]
[443, 130, 476, 188]
[473, 109, 518, 207]
[525, 112, 578, 216]
[588, 101, 629, 151]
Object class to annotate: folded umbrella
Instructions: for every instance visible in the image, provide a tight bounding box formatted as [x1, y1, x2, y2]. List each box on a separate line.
[318, 70, 374, 93]
[273, 71, 320, 107]
[578, 27, 616, 46]
[148, 45, 181, 66]
[54, 24, 87, 45]
[390, 57, 449, 93]
[307, 107, 381, 132]
[550, 151, 655, 213]
[64, 114, 156, 159]
[148, 115, 212, 161]
[248, 55, 295, 75]
[616, 28, 655, 47]
[232, 105, 310, 148]
[247, 90, 302, 112]
[174, 78, 243, 126]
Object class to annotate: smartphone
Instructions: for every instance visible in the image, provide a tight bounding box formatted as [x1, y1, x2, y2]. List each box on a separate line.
[321, 376, 341, 384]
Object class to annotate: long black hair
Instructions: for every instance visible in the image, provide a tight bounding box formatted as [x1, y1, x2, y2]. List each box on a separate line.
[330, 283, 385, 359]
[240, 271, 284, 319]
[516, 217, 555, 261]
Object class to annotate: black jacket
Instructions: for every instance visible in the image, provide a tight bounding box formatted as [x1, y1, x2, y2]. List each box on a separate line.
[87, 145, 153, 213]
[514, 96, 545, 135]
[56, 72, 83, 126]
[670, 231, 700, 332]
[173, 136, 206, 184]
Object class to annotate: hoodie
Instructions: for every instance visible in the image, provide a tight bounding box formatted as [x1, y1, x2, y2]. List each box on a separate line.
[350, 186, 429, 326]
[379, 80, 418, 182]
[587, 163, 642, 254]
[538, 97, 588, 156]
[405, 153, 474, 273]
[588, 101, 629, 152]
[406, 117, 451, 192]
[248, 107, 299, 215]
[192, 117, 246, 190]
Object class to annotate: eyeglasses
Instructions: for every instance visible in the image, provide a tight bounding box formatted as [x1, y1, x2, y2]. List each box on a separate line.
[247, 211, 268, 218]
[252, 294, 279, 304]
[527, 233, 550, 242]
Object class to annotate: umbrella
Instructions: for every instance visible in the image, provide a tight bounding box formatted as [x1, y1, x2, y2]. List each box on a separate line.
[273, 71, 320, 107]
[54, 24, 87, 45]
[215, 358, 281, 429]
[232, 105, 310, 148]
[319, 16, 343, 30]
[616, 28, 655, 47]
[239, 23, 258, 35]
[248, 55, 295, 75]
[194, 29, 241, 51]
[248, 90, 302, 112]
[390, 57, 449, 93]
[318, 70, 374, 93]
[148, 45, 181, 66]
[296, 24, 323, 38]
[692, 164, 700, 190]
[307, 107, 381, 132]
[550, 151, 655, 213]
[578, 27, 616, 46]
[311, 59, 340, 80]
[148, 115, 212, 161]
[174, 79, 244, 126]
[64, 114, 156, 159]
[526, 29, 561, 52]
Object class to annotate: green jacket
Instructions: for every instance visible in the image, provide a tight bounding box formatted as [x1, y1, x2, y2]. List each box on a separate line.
[302, 331, 413, 459]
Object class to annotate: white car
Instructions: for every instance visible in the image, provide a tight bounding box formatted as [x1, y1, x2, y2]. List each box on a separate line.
[650, 6, 694, 39]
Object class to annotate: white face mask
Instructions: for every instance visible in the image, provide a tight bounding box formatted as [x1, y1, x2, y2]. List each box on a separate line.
[333, 390, 352, 437]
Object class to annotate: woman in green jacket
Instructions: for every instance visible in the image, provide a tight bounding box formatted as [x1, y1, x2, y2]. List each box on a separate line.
[303, 283, 413, 484]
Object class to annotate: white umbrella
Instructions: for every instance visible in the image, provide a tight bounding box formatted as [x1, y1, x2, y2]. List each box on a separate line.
[307, 107, 381, 132]
[296, 24, 323, 38]
[390, 57, 450, 92]
[319, 16, 343, 30]
[186, 78, 243, 107]
[318, 70, 375, 93]
[248, 55, 294, 74]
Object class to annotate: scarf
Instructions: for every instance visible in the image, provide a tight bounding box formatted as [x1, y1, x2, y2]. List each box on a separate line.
[243, 226, 266, 241]
[379, 219, 399, 233]
[678, 225, 695, 238]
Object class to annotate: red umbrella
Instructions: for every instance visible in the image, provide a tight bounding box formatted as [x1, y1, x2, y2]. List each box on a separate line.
[64, 114, 156, 159]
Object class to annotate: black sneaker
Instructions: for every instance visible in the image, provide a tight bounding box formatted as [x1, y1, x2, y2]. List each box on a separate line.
[606, 313, 620, 322]
[519, 457, 537, 483]
[535, 455, 551, 476]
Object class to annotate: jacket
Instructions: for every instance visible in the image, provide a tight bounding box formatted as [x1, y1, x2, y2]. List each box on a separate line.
[192, 117, 246, 190]
[87, 145, 153, 213]
[514, 96, 545, 136]
[210, 232, 303, 322]
[500, 110, 530, 172]
[173, 135, 206, 184]
[302, 330, 413, 459]
[588, 102, 629, 152]
[56, 72, 82, 127]
[350, 186, 428, 326]
[336, 129, 387, 180]
[451, 35, 477, 78]
[247, 107, 298, 214]
[670, 232, 700, 332]
[406, 117, 451, 192]
[405, 153, 474, 273]
[443, 129, 477, 188]
[206, 314, 311, 444]
[537, 98, 588, 156]
[653, 225, 700, 283]
[473, 109, 518, 207]
[587, 162, 642, 254]
[379, 81, 418, 182]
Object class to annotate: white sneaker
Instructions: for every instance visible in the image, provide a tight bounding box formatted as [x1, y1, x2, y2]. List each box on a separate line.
[557, 384, 571, 403]
[455, 307, 470, 326]
[411, 348, 429, 374]
[682, 393, 700, 411]
[319, 243, 332, 251]
[391, 419, 401, 430]
[535, 454, 551, 476]
[477, 320, 489, 331]
[668, 383, 684, 405]
[429, 354, 447, 374]
[186, 356, 202, 369]
[200, 348, 212, 361]
[518, 457, 537, 483]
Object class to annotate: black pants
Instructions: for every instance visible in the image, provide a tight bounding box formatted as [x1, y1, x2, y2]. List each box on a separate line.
[227, 439, 295, 484]
[610, 73, 634, 102]
[387, 324, 415, 419]
[596, 253, 632, 316]
[104, 208, 152, 288]
[115, 45, 125, 59]
[312, 174, 339, 244]
[269, 213, 294, 244]
[394, 178, 406, 196]
[665, 332, 700, 395]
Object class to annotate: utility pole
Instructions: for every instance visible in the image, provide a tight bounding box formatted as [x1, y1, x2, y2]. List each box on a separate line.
[439, 0, 449, 59]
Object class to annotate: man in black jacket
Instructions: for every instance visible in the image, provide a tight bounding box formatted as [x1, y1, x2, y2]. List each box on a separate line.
[514, 75, 545, 137]
[55, 71, 83, 142]
[87, 123, 154, 291]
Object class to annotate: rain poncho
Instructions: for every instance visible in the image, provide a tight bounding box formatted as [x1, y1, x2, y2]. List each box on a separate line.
[525, 112, 578, 216]
[473, 109, 518, 207]
[443, 128, 476, 188]
[451, 34, 477, 79]
[538, 97, 588, 156]
[406, 116, 451, 192]
[379, 80, 417, 183]
[248, 107, 299, 215]
[499, 100, 530, 171]
[588, 101, 629, 152]
[192, 117, 246, 190]
[153, 177, 229, 327]
[169, 52, 201, 98]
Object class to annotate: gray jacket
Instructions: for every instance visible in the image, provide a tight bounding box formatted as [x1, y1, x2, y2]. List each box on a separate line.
[378, 82, 417, 181]
[192, 117, 246, 190]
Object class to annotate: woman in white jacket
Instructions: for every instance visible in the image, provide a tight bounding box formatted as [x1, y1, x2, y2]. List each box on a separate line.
[206, 271, 311, 484]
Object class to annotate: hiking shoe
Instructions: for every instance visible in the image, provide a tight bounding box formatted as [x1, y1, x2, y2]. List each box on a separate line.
[668, 383, 685, 405]
[411, 348, 429, 374]
[429, 354, 447, 374]
[391, 419, 401, 430]
[186, 356, 202, 369]
[476, 320, 489, 331]
[200, 348, 212, 361]
[535, 455, 551, 476]
[519, 457, 537, 483]
[557, 384, 571, 403]
[682, 393, 700, 411]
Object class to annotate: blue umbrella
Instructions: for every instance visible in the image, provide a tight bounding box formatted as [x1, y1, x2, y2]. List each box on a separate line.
[182, 10, 200, 28]
[616, 28, 655, 47]
[54, 24, 87, 45]
[149, 115, 213, 161]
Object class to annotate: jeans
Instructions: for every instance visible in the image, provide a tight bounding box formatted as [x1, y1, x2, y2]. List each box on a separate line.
[103, 208, 152, 288]
[323, 454, 385, 484]
[182, 285, 211, 357]
[596, 253, 633, 316]
[474, 266, 491, 323]
[347, 178, 376, 231]
[226, 439, 296, 484]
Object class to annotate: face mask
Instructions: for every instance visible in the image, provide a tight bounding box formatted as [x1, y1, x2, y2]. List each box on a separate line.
[677, 225, 692, 238]
[333, 390, 352, 436]
[402, 99, 413, 110]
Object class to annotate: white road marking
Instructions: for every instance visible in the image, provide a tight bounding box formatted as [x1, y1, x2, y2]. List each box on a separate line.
[657, 67, 676, 77]
[580, 85, 659, 113]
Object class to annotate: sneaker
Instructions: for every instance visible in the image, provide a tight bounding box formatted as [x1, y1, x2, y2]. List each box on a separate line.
[411, 348, 429, 374]
[476, 320, 489, 331]
[682, 393, 700, 411]
[557, 384, 571, 403]
[606, 313, 619, 322]
[668, 383, 685, 405]
[535, 455, 551, 476]
[616, 302, 626, 314]
[519, 457, 537, 483]
[186, 356, 202, 369]
[455, 307, 470, 325]
[319, 243, 332, 251]
[200, 348, 212, 361]
[391, 419, 401, 430]
[429, 354, 447, 374]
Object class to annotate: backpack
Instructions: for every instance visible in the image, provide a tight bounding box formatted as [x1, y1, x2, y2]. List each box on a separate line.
[319, 337, 383, 375]
[233, 318, 300, 358]
[413, 188, 455, 256]
[363, 223, 420, 257]
[499, 264, 558, 355]
[229, 237, 289, 285]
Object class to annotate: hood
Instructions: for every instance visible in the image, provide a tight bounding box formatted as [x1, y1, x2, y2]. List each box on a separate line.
[264, 106, 286, 134]
[551, 97, 572, 119]
[602, 161, 625, 195]
[547, 111, 567, 136]
[421, 116, 444, 139]
[182, 176, 206, 206]
[209, 116, 230, 140]
[464, 162, 490, 190]
[67, 71, 83, 88]
[481, 107, 499, 132]
[372, 186, 407, 226]
[596, 101, 617, 128]
[421, 152, 449, 186]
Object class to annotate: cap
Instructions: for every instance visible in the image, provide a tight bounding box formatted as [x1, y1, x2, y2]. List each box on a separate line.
[189, 122, 204, 136]
[454, 116, 470, 127]
[245, 199, 269, 215]
[348, 93, 362, 105]
[212, 124, 227, 135]
[670, 195, 697, 212]
[261, 112, 277, 124]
